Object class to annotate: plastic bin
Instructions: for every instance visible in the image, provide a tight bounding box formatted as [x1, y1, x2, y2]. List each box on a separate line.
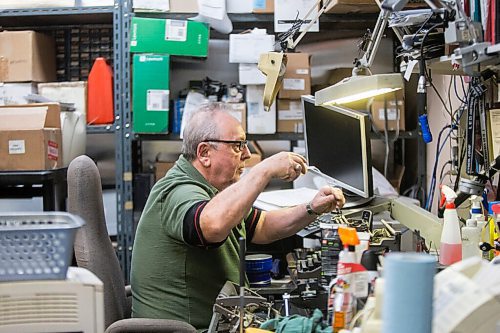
[0, 212, 84, 281]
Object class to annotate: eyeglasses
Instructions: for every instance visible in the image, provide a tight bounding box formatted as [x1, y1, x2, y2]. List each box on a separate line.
[202, 139, 248, 152]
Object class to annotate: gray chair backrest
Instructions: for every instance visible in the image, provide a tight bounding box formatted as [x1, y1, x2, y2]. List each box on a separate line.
[67, 155, 128, 329]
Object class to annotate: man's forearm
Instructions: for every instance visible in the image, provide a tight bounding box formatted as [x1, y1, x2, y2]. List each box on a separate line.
[200, 164, 272, 242]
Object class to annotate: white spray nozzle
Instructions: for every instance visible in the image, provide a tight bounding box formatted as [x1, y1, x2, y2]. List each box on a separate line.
[441, 185, 457, 202]
[469, 195, 482, 207]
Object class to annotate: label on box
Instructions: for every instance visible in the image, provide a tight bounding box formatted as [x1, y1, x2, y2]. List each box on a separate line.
[48, 140, 59, 161]
[147, 90, 170, 111]
[377, 108, 399, 121]
[165, 19, 187, 41]
[296, 68, 309, 75]
[283, 78, 305, 91]
[8, 140, 25, 155]
[278, 101, 302, 119]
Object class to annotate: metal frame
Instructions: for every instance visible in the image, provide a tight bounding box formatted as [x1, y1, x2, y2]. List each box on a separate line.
[0, 3, 427, 281]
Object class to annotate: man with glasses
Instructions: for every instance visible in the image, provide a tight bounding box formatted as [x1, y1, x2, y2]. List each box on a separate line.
[131, 103, 345, 329]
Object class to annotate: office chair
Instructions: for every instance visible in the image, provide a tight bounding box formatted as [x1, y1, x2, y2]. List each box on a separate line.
[67, 155, 197, 333]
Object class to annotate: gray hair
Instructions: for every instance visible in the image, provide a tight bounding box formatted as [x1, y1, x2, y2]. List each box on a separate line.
[181, 102, 232, 161]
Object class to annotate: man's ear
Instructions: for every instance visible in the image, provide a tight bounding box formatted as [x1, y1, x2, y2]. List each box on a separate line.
[197, 142, 211, 167]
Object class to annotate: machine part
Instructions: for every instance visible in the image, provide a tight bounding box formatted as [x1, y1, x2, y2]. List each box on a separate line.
[207, 281, 278, 333]
[458, 178, 485, 196]
[390, 197, 443, 247]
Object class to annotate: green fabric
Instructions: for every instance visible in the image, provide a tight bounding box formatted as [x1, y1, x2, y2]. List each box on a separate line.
[131, 155, 247, 330]
[260, 309, 332, 333]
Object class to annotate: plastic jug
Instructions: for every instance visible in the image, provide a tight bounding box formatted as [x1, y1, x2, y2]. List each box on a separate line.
[87, 57, 114, 125]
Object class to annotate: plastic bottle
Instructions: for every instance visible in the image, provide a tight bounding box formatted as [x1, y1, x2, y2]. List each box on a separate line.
[461, 218, 482, 259]
[332, 227, 363, 332]
[439, 185, 462, 265]
[469, 195, 484, 221]
[87, 57, 114, 125]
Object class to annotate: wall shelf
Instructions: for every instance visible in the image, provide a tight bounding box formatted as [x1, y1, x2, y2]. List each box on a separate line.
[0, 6, 114, 26]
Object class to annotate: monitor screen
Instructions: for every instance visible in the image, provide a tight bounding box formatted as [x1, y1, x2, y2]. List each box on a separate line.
[302, 95, 373, 198]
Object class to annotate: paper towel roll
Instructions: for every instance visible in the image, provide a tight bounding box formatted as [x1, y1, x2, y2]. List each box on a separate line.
[382, 253, 436, 333]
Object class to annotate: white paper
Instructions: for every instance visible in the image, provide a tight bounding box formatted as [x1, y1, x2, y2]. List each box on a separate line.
[238, 63, 267, 85]
[274, 0, 319, 33]
[229, 32, 275, 63]
[257, 187, 318, 207]
[8, 140, 25, 155]
[198, 0, 225, 19]
[180, 91, 208, 139]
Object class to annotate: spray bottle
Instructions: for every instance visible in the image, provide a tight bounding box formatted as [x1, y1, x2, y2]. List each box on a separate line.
[439, 185, 462, 265]
[331, 227, 365, 332]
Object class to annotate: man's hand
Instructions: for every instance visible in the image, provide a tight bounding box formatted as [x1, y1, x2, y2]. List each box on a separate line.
[258, 152, 307, 182]
[309, 186, 345, 214]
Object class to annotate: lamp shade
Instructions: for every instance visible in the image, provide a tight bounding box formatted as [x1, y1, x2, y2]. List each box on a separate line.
[315, 73, 404, 106]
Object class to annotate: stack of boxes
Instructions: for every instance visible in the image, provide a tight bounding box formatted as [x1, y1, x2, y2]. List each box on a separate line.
[0, 31, 64, 170]
[230, 30, 276, 134]
[130, 17, 210, 134]
[277, 53, 311, 134]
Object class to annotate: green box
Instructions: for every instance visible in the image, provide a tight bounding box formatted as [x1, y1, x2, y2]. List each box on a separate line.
[130, 17, 209, 57]
[132, 54, 170, 133]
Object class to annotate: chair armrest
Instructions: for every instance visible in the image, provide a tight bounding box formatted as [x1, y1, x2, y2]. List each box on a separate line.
[105, 318, 197, 333]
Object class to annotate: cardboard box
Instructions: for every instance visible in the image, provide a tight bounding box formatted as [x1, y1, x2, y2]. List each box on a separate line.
[278, 53, 311, 99]
[323, 0, 378, 13]
[132, 54, 170, 133]
[229, 31, 275, 63]
[130, 17, 209, 57]
[277, 99, 304, 133]
[0, 103, 62, 170]
[0, 83, 37, 106]
[370, 91, 406, 131]
[246, 85, 276, 134]
[253, 0, 274, 13]
[239, 63, 267, 85]
[155, 161, 176, 181]
[226, 103, 247, 132]
[0, 31, 56, 83]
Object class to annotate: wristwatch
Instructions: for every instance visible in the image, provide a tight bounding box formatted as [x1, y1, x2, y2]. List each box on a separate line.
[306, 202, 320, 216]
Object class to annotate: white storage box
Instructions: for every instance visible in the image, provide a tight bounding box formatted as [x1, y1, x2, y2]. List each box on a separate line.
[0, 83, 37, 106]
[246, 85, 276, 134]
[229, 30, 275, 63]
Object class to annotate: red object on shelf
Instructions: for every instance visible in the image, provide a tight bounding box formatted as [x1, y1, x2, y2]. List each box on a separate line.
[87, 57, 114, 125]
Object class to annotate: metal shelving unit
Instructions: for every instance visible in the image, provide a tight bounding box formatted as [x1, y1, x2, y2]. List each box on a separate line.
[0, 2, 132, 280]
[0, 3, 426, 281]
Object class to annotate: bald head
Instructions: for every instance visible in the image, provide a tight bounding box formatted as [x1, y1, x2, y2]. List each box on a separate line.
[182, 106, 241, 161]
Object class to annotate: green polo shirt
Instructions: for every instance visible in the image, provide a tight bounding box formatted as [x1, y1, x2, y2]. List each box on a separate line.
[131, 155, 247, 329]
